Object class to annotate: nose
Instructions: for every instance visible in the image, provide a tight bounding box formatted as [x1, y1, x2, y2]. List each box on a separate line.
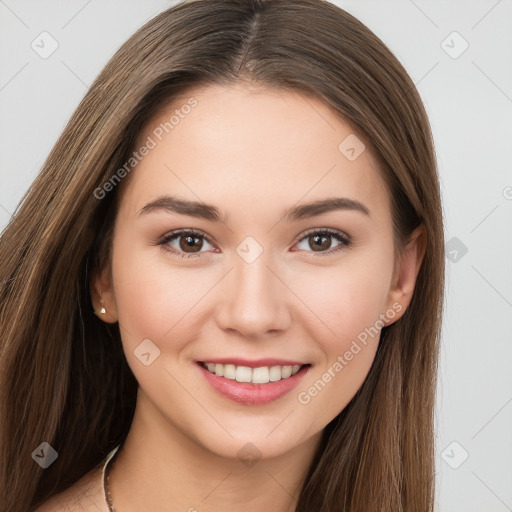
[215, 252, 292, 339]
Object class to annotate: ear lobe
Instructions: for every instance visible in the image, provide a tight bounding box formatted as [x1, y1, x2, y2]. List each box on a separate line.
[90, 265, 118, 323]
[384, 224, 426, 326]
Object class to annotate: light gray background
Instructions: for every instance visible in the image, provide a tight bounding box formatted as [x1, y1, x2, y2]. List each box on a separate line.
[1, 1, 511, 510]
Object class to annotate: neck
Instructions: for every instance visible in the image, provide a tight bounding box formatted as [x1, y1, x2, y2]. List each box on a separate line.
[108, 390, 322, 512]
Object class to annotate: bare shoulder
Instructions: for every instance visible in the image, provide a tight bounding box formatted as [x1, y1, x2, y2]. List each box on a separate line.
[34, 463, 106, 512]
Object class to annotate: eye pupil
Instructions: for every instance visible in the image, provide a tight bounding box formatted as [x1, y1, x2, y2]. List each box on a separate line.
[310, 234, 330, 251]
[179, 235, 202, 252]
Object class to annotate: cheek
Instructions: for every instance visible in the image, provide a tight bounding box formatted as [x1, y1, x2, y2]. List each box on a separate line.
[291, 251, 392, 421]
[111, 240, 217, 356]
[294, 254, 392, 348]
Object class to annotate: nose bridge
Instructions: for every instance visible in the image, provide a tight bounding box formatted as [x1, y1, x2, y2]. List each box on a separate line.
[216, 244, 291, 337]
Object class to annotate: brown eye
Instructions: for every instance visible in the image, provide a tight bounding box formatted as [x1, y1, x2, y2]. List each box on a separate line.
[308, 233, 331, 252]
[294, 228, 350, 256]
[179, 234, 203, 253]
[160, 229, 215, 258]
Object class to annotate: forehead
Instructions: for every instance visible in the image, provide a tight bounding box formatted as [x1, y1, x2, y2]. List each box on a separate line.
[119, 83, 391, 222]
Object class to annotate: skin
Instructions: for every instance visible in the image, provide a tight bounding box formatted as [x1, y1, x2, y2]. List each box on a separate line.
[85, 83, 425, 512]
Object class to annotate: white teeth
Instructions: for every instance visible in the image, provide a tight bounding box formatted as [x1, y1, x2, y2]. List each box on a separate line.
[235, 366, 252, 383]
[252, 367, 270, 384]
[215, 363, 224, 377]
[269, 365, 282, 381]
[202, 362, 304, 384]
[223, 364, 236, 380]
[281, 366, 292, 378]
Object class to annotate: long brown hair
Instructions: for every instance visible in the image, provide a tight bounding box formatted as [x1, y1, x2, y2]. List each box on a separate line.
[0, 1, 444, 510]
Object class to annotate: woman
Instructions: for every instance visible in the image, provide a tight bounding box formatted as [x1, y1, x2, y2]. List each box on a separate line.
[0, 0, 444, 510]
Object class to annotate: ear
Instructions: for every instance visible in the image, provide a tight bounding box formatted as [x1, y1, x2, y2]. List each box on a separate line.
[90, 263, 118, 324]
[383, 224, 426, 326]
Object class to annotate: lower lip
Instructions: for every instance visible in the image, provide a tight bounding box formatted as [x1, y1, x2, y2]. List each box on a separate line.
[197, 363, 310, 405]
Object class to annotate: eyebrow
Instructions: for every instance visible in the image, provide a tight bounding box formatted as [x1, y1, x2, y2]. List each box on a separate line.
[138, 195, 370, 222]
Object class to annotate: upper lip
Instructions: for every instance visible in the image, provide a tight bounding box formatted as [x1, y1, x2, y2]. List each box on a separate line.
[198, 358, 309, 368]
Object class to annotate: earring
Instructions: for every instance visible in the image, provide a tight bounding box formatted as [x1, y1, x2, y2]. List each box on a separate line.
[95, 292, 107, 316]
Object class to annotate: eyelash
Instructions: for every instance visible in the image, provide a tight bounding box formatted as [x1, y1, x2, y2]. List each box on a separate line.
[158, 227, 351, 259]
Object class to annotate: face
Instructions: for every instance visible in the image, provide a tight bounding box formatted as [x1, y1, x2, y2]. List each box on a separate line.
[93, 83, 422, 461]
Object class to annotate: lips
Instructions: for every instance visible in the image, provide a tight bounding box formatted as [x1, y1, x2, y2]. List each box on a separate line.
[196, 358, 311, 405]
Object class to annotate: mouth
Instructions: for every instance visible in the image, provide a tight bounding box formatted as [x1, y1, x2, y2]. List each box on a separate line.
[196, 359, 311, 405]
[198, 361, 307, 384]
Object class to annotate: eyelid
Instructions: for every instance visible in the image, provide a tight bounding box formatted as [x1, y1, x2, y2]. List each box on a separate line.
[295, 227, 350, 245]
[161, 227, 213, 243]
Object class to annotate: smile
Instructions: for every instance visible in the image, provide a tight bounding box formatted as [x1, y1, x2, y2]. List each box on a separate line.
[197, 359, 311, 405]
[200, 361, 303, 384]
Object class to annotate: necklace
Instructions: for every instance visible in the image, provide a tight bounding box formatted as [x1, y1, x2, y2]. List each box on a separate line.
[102, 445, 121, 511]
